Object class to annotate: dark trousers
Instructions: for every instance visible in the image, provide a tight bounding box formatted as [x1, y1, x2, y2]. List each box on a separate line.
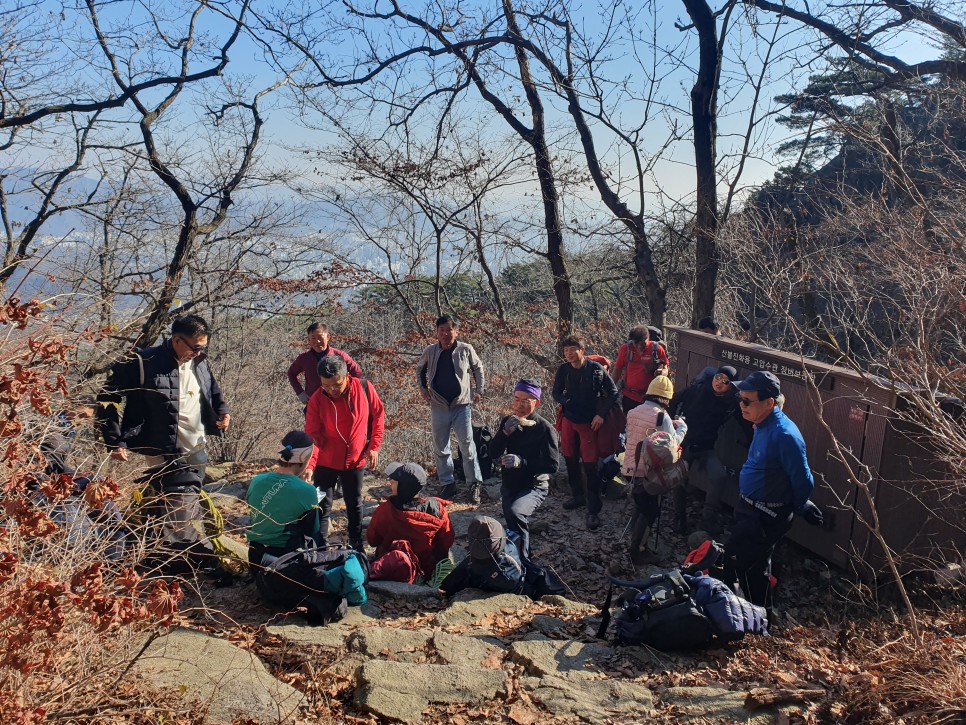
[565, 457, 603, 514]
[630, 487, 661, 555]
[502, 476, 549, 560]
[313, 466, 365, 545]
[724, 498, 793, 606]
[621, 395, 642, 415]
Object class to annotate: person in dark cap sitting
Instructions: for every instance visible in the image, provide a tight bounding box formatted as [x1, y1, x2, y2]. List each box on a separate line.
[439, 515, 525, 596]
[366, 462, 455, 580]
[724, 370, 823, 607]
[669, 365, 748, 534]
[489, 379, 560, 560]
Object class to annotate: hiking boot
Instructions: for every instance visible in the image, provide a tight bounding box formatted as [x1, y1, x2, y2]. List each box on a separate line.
[350, 537, 365, 552]
[586, 513, 601, 530]
[562, 496, 586, 511]
[439, 483, 457, 500]
[469, 482, 482, 505]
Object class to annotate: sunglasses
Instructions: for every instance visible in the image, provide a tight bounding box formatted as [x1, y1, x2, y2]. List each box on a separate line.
[176, 335, 207, 353]
[738, 396, 757, 407]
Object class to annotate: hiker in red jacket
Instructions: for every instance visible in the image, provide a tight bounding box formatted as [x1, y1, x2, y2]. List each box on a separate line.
[612, 325, 670, 414]
[288, 322, 362, 405]
[367, 462, 455, 579]
[305, 355, 384, 550]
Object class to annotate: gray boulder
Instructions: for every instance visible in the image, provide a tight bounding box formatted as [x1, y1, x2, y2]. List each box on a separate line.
[436, 590, 532, 628]
[347, 629, 434, 662]
[524, 674, 655, 722]
[354, 660, 507, 723]
[509, 638, 615, 680]
[133, 628, 303, 723]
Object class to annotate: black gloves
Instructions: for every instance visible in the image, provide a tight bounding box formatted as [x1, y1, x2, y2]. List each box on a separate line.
[798, 500, 823, 526]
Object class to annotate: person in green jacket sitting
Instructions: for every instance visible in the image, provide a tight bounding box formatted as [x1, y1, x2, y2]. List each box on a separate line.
[246, 430, 321, 571]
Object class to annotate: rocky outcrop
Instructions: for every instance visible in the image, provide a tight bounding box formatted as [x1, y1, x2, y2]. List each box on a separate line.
[133, 628, 303, 723]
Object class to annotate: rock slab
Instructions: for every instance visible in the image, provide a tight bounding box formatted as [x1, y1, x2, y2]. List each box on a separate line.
[133, 628, 303, 723]
[355, 659, 508, 723]
[525, 674, 655, 722]
[509, 638, 615, 680]
[436, 590, 532, 628]
[663, 686, 787, 724]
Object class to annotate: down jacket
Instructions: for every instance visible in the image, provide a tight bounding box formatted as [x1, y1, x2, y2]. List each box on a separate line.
[96, 341, 229, 456]
[366, 496, 455, 577]
[685, 573, 769, 641]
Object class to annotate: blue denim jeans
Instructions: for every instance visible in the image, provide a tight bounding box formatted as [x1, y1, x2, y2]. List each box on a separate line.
[431, 404, 481, 485]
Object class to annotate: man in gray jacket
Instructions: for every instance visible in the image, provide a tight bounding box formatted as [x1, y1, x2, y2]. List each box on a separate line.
[416, 315, 486, 503]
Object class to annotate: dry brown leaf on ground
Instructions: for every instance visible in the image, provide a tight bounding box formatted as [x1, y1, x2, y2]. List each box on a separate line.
[772, 670, 802, 685]
[481, 649, 504, 669]
[508, 703, 541, 724]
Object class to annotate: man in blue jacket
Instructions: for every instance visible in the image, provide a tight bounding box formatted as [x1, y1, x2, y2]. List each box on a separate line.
[724, 371, 822, 606]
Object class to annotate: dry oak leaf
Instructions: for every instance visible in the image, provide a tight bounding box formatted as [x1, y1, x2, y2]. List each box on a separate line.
[508, 703, 541, 724]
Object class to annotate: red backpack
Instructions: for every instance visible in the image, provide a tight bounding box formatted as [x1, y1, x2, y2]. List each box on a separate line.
[370, 540, 421, 584]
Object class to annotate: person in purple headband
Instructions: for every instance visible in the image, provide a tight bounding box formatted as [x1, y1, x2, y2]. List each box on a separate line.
[489, 378, 560, 560]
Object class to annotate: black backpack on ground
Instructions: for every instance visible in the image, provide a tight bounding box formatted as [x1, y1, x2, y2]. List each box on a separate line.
[255, 544, 369, 625]
[454, 425, 493, 481]
[597, 569, 713, 651]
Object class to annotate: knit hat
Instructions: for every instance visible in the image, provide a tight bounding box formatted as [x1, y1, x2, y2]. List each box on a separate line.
[514, 379, 542, 400]
[646, 375, 674, 400]
[385, 462, 427, 504]
[467, 516, 506, 561]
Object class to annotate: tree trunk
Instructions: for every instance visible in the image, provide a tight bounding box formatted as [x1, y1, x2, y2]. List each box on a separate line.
[683, 0, 721, 326]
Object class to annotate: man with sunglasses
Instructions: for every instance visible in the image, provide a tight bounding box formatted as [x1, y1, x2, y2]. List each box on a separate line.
[724, 370, 821, 608]
[97, 315, 230, 474]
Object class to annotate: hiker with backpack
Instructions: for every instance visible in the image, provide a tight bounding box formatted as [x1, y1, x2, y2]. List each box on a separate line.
[415, 314, 486, 504]
[612, 325, 670, 414]
[552, 334, 621, 531]
[367, 462, 455, 584]
[725, 371, 823, 607]
[489, 379, 560, 560]
[669, 365, 748, 535]
[246, 431, 321, 571]
[305, 355, 385, 550]
[623, 375, 688, 565]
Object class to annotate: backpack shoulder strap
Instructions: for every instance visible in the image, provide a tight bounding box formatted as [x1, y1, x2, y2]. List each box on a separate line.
[360, 377, 373, 445]
[625, 342, 634, 365]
